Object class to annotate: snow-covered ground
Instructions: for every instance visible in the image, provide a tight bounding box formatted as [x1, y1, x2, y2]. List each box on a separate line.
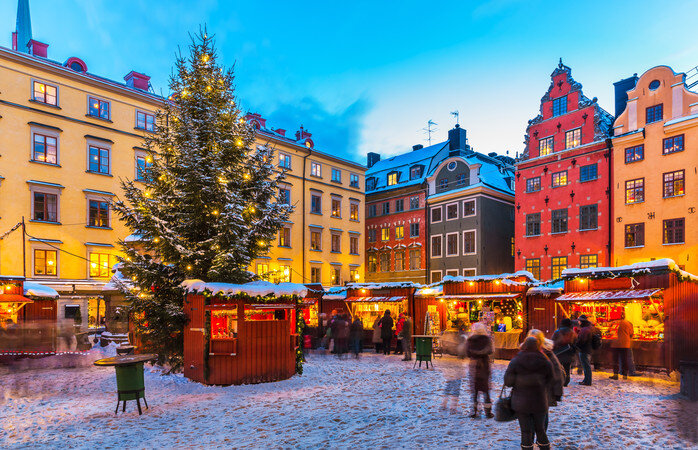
[1, 348, 697, 449]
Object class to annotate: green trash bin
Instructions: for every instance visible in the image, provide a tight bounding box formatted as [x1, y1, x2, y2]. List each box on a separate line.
[414, 336, 434, 369]
[94, 353, 156, 415]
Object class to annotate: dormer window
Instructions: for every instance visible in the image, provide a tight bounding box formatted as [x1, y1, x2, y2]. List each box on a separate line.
[366, 177, 376, 191]
[387, 172, 399, 186]
[410, 165, 423, 180]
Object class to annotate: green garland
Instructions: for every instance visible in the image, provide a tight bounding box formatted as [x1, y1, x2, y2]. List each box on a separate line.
[204, 310, 211, 383]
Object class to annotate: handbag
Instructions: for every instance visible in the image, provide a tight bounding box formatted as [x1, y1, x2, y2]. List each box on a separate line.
[494, 386, 516, 422]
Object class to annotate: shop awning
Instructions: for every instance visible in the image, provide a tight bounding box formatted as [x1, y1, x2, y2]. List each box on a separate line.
[441, 294, 521, 300]
[556, 289, 663, 302]
[0, 294, 33, 304]
[345, 296, 407, 303]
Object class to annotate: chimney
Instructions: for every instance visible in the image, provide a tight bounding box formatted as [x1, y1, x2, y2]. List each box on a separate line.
[367, 152, 381, 168]
[124, 71, 151, 91]
[275, 128, 286, 137]
[613, 74, 639, 118]
[28, 39, 48, 58]
[412, 144, 424, 151]
[295, 126, 312, 141]
[448, 124, 467, 156]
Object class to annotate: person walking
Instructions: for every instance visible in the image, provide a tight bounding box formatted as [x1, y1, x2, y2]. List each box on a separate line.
[610, 312, 634, 380]
[528, 329, 564, 407]
[380, 310, 394, 355]
[552, 318, 577, 387]
[576, 315, 595, 386]
[504, 336, 554, 450]
[372, 315, 383, 354]
[401, 314, 413, 361]
[466, 322, 494, 419]
[394, 313, 405, 355]
[350, 316, 364, 358]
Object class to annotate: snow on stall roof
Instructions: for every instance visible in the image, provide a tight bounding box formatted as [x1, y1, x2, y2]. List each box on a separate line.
[346, 281, 424, 290]
[323, 286, 348, 300]
[561, 258, 698, 282]
[23, 281, 59, 299]
[527, 280, 564, 296]
[415, 284, 443, 297]
[183, 280, 308, 297]
[442, 270, 538, 285]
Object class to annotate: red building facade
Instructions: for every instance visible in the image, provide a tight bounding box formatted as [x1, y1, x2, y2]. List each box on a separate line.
[515, 61, 614, 281]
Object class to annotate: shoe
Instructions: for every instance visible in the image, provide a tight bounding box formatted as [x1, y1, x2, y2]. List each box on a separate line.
[469, 412, 479, 419]
[578, 381, 591, 386]
[609, 375, 619, 380]
[485, 410, 494, 419]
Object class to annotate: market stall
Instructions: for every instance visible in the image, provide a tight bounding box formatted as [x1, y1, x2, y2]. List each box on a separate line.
[182, 280, 307, 385]
[525, 280, 564, 335]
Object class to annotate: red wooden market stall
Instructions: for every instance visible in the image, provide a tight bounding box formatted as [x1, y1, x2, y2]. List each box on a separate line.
[182, 280, 307, 385]
[524, 281, 564, 336]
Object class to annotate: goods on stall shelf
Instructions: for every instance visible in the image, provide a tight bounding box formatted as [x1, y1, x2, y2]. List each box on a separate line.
[210, 308, 238, 339]
[444, 297, 523, 333]
[350, 300, 407, 329]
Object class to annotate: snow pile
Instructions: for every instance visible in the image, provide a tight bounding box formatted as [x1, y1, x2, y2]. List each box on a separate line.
[562, 258, 698, 282]
[182, 279, 308, 297]
[22, 281, 58, 299]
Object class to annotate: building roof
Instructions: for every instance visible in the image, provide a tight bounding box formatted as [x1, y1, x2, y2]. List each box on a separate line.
[427, 152, 515, 199]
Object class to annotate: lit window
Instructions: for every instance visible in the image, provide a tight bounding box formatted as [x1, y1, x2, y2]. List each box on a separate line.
[663, 170, 685, 198]
[136, 154, 153, 181]
[625, 223, 645, 247]
[33, 81, 58, 106]
[526, 177, 541, 193]
[381, 228, 390, 241]
[395, 251, 405, 271]
[525, 259, 540, 280]
[367, 254, 377, 273]
[88, 97, 110, 120]
[565, 128, 581, 149]
[32, 134, 58, 164]
[89, 253, 114, 278]
[331, 198, 341, 218]
[136, 111, 155, 131]
[278, 265, 291, 283]
[663, 218, 685, 244]
[89, 145, 110, 174]
[625, 178, 644, 204]
[579, 254, 598, 269]
[256, 263, 270, 280]
[552, 96, 567, 117]
[310, 162, 322, 177]
[279, 153, 292, 169]
[88, 200, 109, 227]
[539, 137, 554, 156]
[331, 267, 340, 286]
[34, 249, 57, 276]
[279, 227, 291, 247]
[387, 172, 398, 186]
[350, 202, 359, 221]
[409, 249, 420, 270]
[551, 171, 567, 187]
[395, 225, 404, 240]
[310, 230, 322, 250]
[551, 256, 567, 279]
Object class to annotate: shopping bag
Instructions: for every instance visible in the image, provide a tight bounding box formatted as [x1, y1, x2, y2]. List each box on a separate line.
[494, 386, 516, 422]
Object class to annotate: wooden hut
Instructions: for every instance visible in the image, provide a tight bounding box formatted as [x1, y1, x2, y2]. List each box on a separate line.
[525, 281, 564, 335]
[559, 259, 698, 373]
[182, 280, 307, 385]
[413, 284, 447, 336]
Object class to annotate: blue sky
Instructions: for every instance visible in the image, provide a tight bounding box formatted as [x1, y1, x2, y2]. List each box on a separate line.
[3, 0, 697, 164]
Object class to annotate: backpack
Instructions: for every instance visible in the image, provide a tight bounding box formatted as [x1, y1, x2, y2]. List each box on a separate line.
[591, 331, 602, 350]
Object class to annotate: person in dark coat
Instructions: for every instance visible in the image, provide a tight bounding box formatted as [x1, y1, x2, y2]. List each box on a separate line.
[350, 316, 363, 358]
[528, 329, 564, 407]
[400, 314, 413, 361]
[504, 336, 554, 450]
[552, 318, 577, 387]
[466, 322, 494, 418]
[576, 315, 595, 386]
[379, 310, 394, 355]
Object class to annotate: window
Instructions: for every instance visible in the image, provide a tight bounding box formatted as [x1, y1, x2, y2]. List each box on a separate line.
[410, 166, 422, 180]
[526, 177, 541, 193]
[387, 172, 398, 186]
[446, 233, 459, 256]
[136, 154, 152, 181]
[409, 249, 420, 270]
[332, 168, 342, 183]
[256, 263, 270, 280]
[32, 81, 57, 106]
[579, 204, 598, 230]
[551, 256, 567, 280]
[551, 171, 568, 187]
[382, 202, 390, 215]
[511, 237, 515, 257]
[462, 269, 476, 276]
[331, 198, 341, 218]
[279, 227, 291, 247]
[65, 305, 81, 320]
[663, 218, 685, 244]
[89, 253, 114, 278]
[88, 97, 110, 120]
[463, 230, 476, 254]
[580, 164, 597, 182]
[350, 173, 359, 188]
[456, 173, 469, 186]
[646, 104, 663, 124]
[350, 268, 359, 282]
[32, 134, 58, 164]
[565, 128, 581, 149]
[395, 225, 404, 240]
[410, 223, 419, 238]
[33, 192, 58, 222]
[136, 110, 155, 131]
[431, 207, 442, 223]
[431, 271, 443, 283]
[579, 254, 598, 269]
[311, 194, 322, 214]
[368, 229, 377, 243]
[349, 236, 359, 254]
[625, 145, 644, 164]
[366, 178, 376, 191]
[395, 251, 405, 271]
[625, 178, 644, 204]
[368, 204, 377, 218]
[463, 200, 475, 217]
[446, 269, 459, 277]
[663, 170, 685, 198]
[279, 188, 291, 205]
[311, 267, 321, 283]
[279, 153, 292, 169]
[34, 249, 57, 276]
[368, 254, 377, 273]
[331, 267, 341, 286]
[526, 213, 541, 236]
[380, 253, 390, 272]
[381, 228, 390, 241]
[310, 230, 322, 250]
[88, 200, 109, 227]
[552, 96, 567, 117]
[663, 135, 684, 155]
[551, 208, 568, 234]
[350, 202, 359, 221]
[438, 178, 448, 191]
[279, 265, 291, 283]
[395, 199, 404, 212]
[625, 223, 645, 247]
[539, 137, 554, 156]
[410, 196, 420, 210]
[431, 235, 442, 258]
[331, 234, 341, 252]
[525, 259, 540, 280]
[88, 145, 110, 174]
[446, 203, 458, 220]
[311, 162, 322, 177]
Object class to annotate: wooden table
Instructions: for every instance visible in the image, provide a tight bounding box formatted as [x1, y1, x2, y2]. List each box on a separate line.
[94, 354, 157, 415]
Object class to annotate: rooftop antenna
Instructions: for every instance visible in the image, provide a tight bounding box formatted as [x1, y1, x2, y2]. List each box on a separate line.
[450, 110, 459, 126]
[422, 119, 438, 145]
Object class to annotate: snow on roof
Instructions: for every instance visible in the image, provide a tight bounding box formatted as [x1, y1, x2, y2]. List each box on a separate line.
[346, 282, 424, 290]
[365, 141, 449, 194]
[561, 258, 698, 282]
[415, 284, 444, 297]
[23, 281, 59, 299]
[442, 270, 538, 285]
[427, 153, 515, 197]
[183, 280, 308, 298]
[527, 280, 564, 296]
[323, 286, 348, 300]
[664, 112, 698, 127]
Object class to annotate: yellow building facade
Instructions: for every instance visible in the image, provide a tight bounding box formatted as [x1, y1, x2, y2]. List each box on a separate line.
[612, 66, 698, 272]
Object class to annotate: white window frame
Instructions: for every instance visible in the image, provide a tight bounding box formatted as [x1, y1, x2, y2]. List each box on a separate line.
[29, 124, 61, 165]
[310, 161, 322, 177]
[430, 206, 443, 224]
[430, 270, 443, 283]
[462, 199, 476, 217]
[445, 269, 459, 277]
[445, 232, 459, 257]
[445, 202, 459, 221]
[430, 234, 443, 258]
[462, 268, 477, 276]
[279, 152, 292, 170]
[462, 229, 477, 255]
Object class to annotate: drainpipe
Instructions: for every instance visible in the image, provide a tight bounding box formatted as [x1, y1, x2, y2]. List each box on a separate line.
[301, 150, 311, 282]
[424, 187, 430, 284]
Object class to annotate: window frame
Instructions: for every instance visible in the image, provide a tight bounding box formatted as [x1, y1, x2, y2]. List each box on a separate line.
[310, 193, 322, 214]
[430, 206, 442, 224]
[32, 191, 59, 223]
[31, 130, 59, 165]
[87, 96, 111, 121]
[551, 208, 568, 234]
[551, 170, 568, 188]
[579, 164, 598, 182]
[394, 250, 405, 272]
[462, 199, 476, 217]
[663, 135, 684, 155]
[646, 104, 663, 124]
[349, 236, 359, 255]
[525, 258, 540, 280]
[278, 153, 292, 170]
[349, 201, 360, 221]
[663, 218, 685, 245]
[624, 223, 645, 248]
[663, 170, 685, 198]
[446, 202, 459, 221]
[445, 232, 459, 257]
[539, 136, 554, 156]
[135, 110, 156, 132]
[310, 266, 322, 284]
[409, 196, 420, 210]
[579, 204, 598, 231]
[409, 222, 420, 238]
[579, 254, 598, 269]
[89, 252, 115, 278]
[455, 173, 469, 187]
[33, 248, 58, 277]
[430, 270, 443, 283]
[430, 234, 443, 258]
[395, 225, 404, 240]
[380, 227, 390, 242]
[462, 229, 477, 255]
[625, 178, 645, 204]
[87, 198, 110, 228]
[87, 142, 111, 175]
[409, 249, 421, 270]
[31, 79, 58, 106]
[552, 96, 567, 117]
[350, 173, 360, 188]
[310, 229, 322, 251]
[330, 233, 341, 253]
[387, 171, 399, 186]
[625, 145, 644, 164]
[279, 187, 291, 206]
[564, 127, 581, 149]
[331, 197, 342, 218]
[331, 168, 342, 183]
[310, 161, 322, 178]
[395, 198, 404, 213]
[279, 226, 291, 248]
[551, 256, 568, 280]
[134, 151, 153, 182]
[525, 212, 541, 237]
[525, 177, 541, 193]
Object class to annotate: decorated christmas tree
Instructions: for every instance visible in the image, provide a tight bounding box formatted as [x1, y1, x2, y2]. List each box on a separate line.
[113, 30, 292, 370]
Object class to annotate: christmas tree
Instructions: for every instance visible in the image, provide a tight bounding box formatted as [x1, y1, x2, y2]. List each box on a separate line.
[113, 30, 292, 370]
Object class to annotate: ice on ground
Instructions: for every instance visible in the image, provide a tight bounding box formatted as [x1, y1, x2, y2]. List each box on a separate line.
[1, 352, 696, 449]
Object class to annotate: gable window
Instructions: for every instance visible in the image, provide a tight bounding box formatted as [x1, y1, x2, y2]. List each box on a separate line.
[410, 223, 419, 237]
[526, 213, 541, 236]
[89, 253, 114, 278]
[579, 254, 598, 269]
[646, 104, 663, 124]
[395, 199, 404, 212]
[625, 145, 644, 164]
[88, 97, 110, 120]
[136, 110, 155, 131]
[331, 197, 341, 218]
[625, 178, 644, 204]
[579, 204, 598, 230]
[350, 236, 359, 254]
[279, 227, 291, 247]
[310, 230, 322, 250]
[625, 223, 645, 247]
[366, 178, 376, 191]
[279, 153, 292, 169]
[368, 204, 377, 218]
[431, 235, 442, 258]
[463, 230, 476, 254]
[446, 233, 459, 257]
[310, 194, 322, 214]
[663, 218, 685, 244]
[32, 133, 58, 164]
[88, 200, 109, 228]
[33, 192, 58, 222]
[552, 256, 568, 279]
[135, 154, 153, 181]
[525, 259, 540, 280]
[350, 202, 359, 221]
[367, 254, 377, 273]
[551, 171, 568, 187]
[409, 249, 420, 270]
[34, 249, 57, 276]
[381, 228, 390, 241]
[387, 172, 399, 186]
[551, 208, 568, 233]
[446, 203, 458, 220]
[663, 135, 684, 155]
[350, 173, 359, 188]
[410, 196, 420, 210]
[32, 81, 58, 106]
[310, 162, 322, 177]
[663, 170, 685, 198]
[539, 137, 554, 156]
[580, 164, 597, 182]
[430, 206, 442, 223]
[463, 200, 476, 217]
[410, 166, 422, 180]
[438, 178, 448, 191]
[332, 168, 342, 183]
[552, 96, 567, 117]
[395, 225, 404, 240]
[279, 188, 291, 205]
[456, 173, 469, 187]
[394, 251, 405, 271]
[526, 177, 541, 193]
[88, 145, 110, 174]
[565, 128, 581, 149]
[382, 202, 390, 215]
[331, 233, 341, 252]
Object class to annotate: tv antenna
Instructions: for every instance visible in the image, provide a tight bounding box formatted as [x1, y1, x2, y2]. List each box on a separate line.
[423, 119, 438, 145]
[450, 110, 459, 125]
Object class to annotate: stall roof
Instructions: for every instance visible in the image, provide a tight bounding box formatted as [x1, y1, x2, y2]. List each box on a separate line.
[183, 280, 308, 298]
[561, 258, 698, 282]
[441, 293, 522, 299]
[442, 270, 538, 285]
[23, 281, 59, 299]
[415, 284, 444, 297]
[345, 296, 407, 303]
[0, 294, 33, 303]
[527, 280, 564, 296]
[347, 282, 423, 290]
[556, 289, 663, 302]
